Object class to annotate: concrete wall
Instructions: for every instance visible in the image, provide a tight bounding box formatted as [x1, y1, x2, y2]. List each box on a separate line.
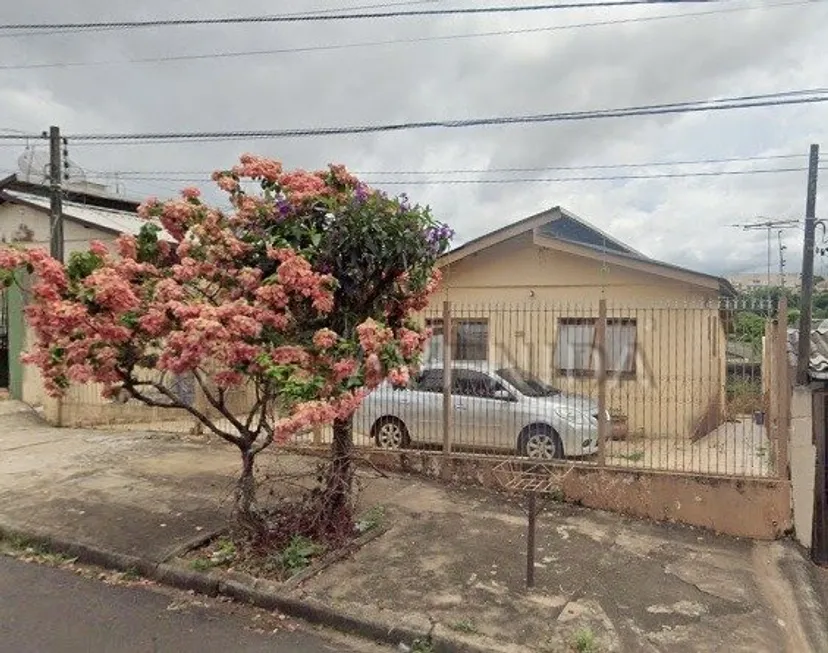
[790, 386, 817, 549]
[428, 233, 728, 439]
[288, 446, 792, 540]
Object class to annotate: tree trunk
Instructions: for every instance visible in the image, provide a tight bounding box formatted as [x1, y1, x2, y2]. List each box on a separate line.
[316, 416, 355, 541]
[233, 447, 265, 539]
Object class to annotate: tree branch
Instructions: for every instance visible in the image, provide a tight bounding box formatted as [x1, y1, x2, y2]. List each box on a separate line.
[250, 384, 276, 455]
[192, 369, 251, 442]
[120, 378, 245, 449]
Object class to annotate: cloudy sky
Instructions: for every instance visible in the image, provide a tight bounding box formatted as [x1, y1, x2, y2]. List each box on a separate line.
[1, 0, 827, 279]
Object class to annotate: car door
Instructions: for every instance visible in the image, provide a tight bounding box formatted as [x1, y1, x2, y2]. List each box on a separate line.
[404, 368, 444, 445]
[451, 369, 517, 451]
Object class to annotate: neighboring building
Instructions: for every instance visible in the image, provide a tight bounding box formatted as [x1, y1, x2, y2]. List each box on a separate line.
[425, 206, 736, 440]
[0, 174, 143, 256]
[0, 173, 144, 407]
[729, 272, 802, 291]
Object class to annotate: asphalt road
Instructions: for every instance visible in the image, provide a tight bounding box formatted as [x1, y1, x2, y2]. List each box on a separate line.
[0, 556, 367, 653]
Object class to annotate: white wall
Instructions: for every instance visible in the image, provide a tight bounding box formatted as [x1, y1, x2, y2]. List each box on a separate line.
[790, 386, 817, 549]
[0, 202, 117, 257]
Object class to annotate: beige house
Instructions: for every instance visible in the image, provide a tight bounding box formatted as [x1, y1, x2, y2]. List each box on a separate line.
[425, 207, 736, 441]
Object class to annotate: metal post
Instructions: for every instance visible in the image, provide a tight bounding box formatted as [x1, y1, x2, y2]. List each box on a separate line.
[596, 299, 608, 465]
[797, 144, 820, 385]
[48, 125, 64, 262]
[776, 296, 790, 478]
[526, 491, 536, 589]
[442, 300, 452, 455]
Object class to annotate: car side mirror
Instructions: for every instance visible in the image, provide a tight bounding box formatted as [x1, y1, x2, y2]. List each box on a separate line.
[493, 389, 515, 402]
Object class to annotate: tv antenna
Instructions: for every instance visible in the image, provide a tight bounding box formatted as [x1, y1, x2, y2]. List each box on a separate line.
[730, 217, 800, 287]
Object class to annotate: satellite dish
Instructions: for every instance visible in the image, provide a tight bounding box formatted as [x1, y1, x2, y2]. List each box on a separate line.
[16, 146, 87, 185]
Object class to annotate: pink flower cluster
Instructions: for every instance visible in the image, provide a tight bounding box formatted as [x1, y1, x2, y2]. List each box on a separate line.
[356, 318, 392, 354]
[270, 247, 335, 313]
[0, 153, 446, 447]
[233, 154, 284, 182]
[312, 328, 338, 350]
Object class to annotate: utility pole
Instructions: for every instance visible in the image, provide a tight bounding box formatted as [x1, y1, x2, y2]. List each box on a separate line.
[778, 230, 787, 288]
[797, 144, 820, 385]
[47, 125, 64, 262]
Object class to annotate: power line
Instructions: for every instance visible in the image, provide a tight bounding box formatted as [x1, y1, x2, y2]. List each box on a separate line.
[0, 1, 723, 33]
[84, 153, 809, 177]
[0, 0, 811, 68]
[0, 0, 443, 39]
[44, 90, 828, 143]
[91, 166, 813, 184]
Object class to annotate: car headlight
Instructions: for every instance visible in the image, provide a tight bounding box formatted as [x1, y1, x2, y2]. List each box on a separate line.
[554, 407, 592, 425]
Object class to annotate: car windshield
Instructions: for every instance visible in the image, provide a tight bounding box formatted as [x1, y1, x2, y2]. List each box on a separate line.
[496, 368, 560, 397]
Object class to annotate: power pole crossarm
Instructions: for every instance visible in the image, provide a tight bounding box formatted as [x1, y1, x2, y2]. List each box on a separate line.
[797, 144, 820, 385]
[48, 125, 64, 263]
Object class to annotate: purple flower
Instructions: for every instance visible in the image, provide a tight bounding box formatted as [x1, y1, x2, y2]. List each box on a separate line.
[424, 223, 454, 251]
[354, 183, 369, 204]
[276, 199, 292, 217]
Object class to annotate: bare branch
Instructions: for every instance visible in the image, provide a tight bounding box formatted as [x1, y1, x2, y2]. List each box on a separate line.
[192, 369, 251, 442]
[121, 378, 245, 449]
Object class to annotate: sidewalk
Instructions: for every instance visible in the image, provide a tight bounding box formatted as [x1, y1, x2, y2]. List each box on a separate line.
[1, 401, 826, 652]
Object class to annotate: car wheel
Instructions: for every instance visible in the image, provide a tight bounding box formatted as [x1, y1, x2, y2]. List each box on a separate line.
[519, 425, 563, 459]
[372, 417, 409, 449]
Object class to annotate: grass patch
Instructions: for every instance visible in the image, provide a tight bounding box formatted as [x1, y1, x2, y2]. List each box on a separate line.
[120, 566, 141, 581]
[355, 505, 386, 534]
[572, 627, 597, 653]
[0, 534, 77, 567]
[189, 558, 215, 572]
[411, 638, 434, 653]
[450, 619, 478, 634]
[272, 536, 325, 576]
[618, 451, 645, 463]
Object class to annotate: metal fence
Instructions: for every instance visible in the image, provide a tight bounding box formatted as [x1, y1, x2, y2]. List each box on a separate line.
[49, 298, 790, 479]
[309, 298, 790, 479]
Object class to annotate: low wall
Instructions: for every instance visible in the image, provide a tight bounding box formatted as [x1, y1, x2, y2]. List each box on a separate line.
[790, 386, 817, 549]
[286, 446, 792, 540]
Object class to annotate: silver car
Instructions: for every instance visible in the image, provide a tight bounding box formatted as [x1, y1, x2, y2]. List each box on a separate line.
[353, 363, 603, 458]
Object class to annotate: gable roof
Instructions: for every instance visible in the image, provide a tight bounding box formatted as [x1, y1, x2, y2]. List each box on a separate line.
[0, 190, 154, 237]
[0, 174, 141, 214]
[439, 206, 736, 297]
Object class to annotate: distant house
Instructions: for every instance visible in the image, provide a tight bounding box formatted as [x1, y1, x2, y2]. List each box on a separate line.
[425, 206, 737, 440]
[0, 173, 145, 405]
[0, 174, 144, 256]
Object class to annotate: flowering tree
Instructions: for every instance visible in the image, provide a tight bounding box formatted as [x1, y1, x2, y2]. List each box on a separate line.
[0, 156, 452, 540]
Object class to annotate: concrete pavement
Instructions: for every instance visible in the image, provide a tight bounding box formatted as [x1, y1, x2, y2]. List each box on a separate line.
[1, 399, 827, 652]
[0, 556, 372, 653]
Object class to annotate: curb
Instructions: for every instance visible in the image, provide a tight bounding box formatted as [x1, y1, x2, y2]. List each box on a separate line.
[0, 520, 494, 653]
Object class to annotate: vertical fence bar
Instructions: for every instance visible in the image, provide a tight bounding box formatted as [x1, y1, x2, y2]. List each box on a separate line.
[596, 299, 608, 466]
[442, 300, 453, 455]
[776, 296, 790, 479]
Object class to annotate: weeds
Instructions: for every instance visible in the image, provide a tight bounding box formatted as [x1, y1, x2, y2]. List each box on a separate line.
[355, 505, 386, 534]
[410, 638, 434, 653]
[189, 558, 214, 572]
[450, 619, 478, 634]
[572, 627, 597, 653]
[274, 536, 324, 576]
[121, 567, 141, 581]
[210, 538, 237, 565]
[618, 451, 645, 463]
